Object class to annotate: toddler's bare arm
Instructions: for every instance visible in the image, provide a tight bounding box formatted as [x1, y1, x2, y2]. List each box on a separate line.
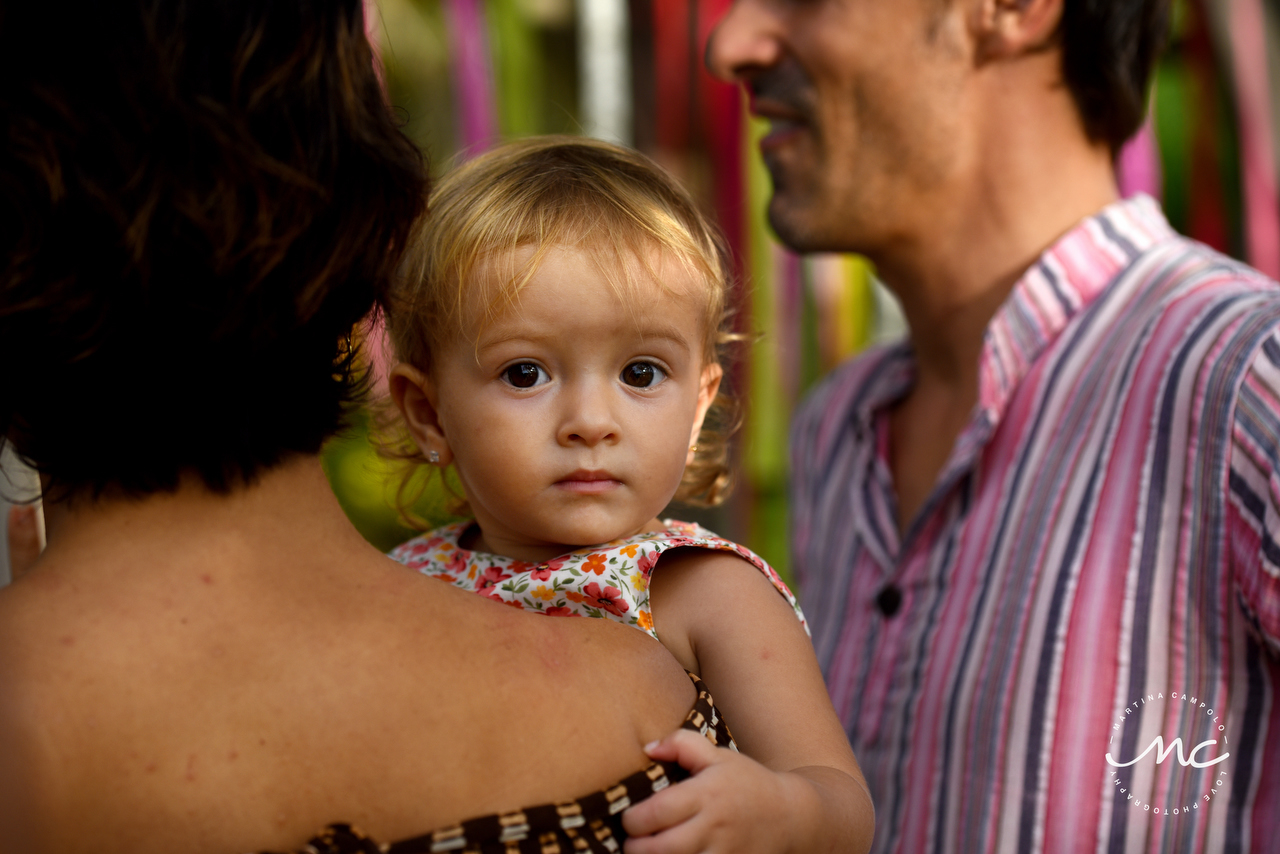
[624, 550, 874, 854]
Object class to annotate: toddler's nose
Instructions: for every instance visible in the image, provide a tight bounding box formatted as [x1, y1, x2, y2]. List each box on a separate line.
[557, 385, 620, 447]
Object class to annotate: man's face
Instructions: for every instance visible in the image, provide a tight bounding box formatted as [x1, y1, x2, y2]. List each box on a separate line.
[707, 0, 971, 255]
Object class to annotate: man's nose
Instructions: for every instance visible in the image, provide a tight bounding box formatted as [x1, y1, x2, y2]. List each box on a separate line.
[705, 0, 783, 83]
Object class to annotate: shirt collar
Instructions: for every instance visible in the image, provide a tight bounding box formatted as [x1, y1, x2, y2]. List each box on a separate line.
[847, 195, 1175, 435]
[975, 194, 1174, 426]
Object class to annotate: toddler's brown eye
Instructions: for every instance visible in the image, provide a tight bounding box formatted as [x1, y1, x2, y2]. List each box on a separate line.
[503, 363, 546, 388]
[621, 362, 666, 388]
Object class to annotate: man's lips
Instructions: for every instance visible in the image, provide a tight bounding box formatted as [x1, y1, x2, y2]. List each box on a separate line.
[555, 470, 622, 494]
[749, 97, 808, 150]
[760, 117, 806, 150]
[746, 59, 813, 152]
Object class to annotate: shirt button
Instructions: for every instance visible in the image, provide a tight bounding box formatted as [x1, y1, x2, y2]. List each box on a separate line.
[876, 585, 903, 618]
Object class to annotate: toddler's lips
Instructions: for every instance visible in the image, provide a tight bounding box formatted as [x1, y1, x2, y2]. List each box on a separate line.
[555, 470, 621, 494]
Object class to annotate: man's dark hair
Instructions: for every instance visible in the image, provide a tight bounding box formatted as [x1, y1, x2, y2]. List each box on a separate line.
[0, 0, 427, 497]
[1060, 0, 1172, 150]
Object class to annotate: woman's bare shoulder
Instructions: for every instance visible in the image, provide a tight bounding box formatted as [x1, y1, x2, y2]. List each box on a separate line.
[352, 567, 699, 776]
[0, 551, 697, 852]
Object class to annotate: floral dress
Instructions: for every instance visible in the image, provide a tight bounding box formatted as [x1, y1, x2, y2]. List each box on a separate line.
[389, 519, 807, 640]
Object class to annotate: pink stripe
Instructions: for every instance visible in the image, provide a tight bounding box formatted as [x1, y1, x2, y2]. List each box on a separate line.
[443, 0, 497, 155]
[967, 349, 1066, 853]
[1039, 309, 1157, 846]
[1229, 0, 1280, 279]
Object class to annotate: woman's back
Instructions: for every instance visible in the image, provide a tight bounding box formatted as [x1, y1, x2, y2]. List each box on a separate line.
[0, 459, 695, 853]
[0, 3, 699, 848]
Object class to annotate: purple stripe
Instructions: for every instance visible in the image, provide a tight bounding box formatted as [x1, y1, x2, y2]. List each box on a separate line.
[1226, 636, 1267, 851]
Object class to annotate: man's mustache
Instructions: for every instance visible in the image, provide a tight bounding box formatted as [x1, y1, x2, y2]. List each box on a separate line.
[746, 61, 814, 119]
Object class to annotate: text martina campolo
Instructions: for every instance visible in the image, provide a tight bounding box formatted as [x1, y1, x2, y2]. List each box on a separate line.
[1106, 691, 1229, 769]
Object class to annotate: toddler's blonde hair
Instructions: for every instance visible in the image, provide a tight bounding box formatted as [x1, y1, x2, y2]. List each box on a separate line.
[384, 135, 743, 525]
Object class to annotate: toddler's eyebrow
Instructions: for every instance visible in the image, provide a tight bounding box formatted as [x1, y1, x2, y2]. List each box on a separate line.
[633, 326, 695, 351]
[475, 323, 695, 352]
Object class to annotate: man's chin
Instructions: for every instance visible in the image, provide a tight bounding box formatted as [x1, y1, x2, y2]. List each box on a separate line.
[767, 196, 838, 254]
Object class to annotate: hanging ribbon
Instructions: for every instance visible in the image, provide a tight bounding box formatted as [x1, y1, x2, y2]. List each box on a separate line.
[1227, 0, 1280, 277]
[443, 0, 498, 155]
[1117, 117, 1163, 200]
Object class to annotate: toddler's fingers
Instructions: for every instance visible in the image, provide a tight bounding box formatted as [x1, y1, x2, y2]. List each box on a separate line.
[621, 778, 701, 839]
[642, 728, 727, 775]
[622, 807, 706, 854]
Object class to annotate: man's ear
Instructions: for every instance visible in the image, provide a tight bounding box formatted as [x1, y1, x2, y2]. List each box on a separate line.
[688, 363, 724, 464]
[973, 0, 1063, 61]
[388, 363, 453, 466]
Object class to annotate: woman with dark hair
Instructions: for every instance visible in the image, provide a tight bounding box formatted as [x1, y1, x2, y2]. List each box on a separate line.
[0, 2, 700, 851]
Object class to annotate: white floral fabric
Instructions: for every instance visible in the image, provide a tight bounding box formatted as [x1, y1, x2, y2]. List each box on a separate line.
[389, 519, 807, 641]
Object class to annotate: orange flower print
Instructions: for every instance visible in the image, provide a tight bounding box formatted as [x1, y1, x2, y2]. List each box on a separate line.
[636, 610, 654, 631]
[532, 586, 556, 602]
[583, 582, 630, 619]
[564, 590, 585, 604]
[618, 544, 639, 558]
[583, 553, 608, 575]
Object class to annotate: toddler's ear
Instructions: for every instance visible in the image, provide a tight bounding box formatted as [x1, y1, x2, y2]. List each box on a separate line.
[690, 363, 724, 446]
[388, 363, 453, 466]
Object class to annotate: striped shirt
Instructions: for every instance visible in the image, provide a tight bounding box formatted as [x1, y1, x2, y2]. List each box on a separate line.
[790, 196, 1280, 854]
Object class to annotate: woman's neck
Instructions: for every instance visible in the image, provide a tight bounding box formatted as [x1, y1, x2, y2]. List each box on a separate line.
[40, 455, 369, 576]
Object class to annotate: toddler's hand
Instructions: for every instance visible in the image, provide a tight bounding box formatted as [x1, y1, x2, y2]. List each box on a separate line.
[621, 729, 796, 854]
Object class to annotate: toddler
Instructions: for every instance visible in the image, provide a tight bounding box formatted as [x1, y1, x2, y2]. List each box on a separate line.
[385, 137, 872, 854]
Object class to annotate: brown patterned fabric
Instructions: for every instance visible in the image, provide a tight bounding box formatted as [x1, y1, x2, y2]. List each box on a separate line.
[261, 673, 734, 854]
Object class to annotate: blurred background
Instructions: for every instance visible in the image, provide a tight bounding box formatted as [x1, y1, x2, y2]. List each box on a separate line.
[321, 0, 1280, 584]
[4, 0, 1280, 586]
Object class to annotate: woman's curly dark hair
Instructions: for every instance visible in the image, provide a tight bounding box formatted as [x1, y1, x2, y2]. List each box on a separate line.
[1060, 0, 1172, 151]
[0, 0, 427, 496]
